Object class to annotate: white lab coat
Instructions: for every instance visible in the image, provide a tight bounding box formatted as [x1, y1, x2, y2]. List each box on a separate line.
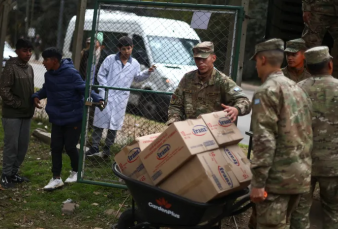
[93, 53, 150, 130]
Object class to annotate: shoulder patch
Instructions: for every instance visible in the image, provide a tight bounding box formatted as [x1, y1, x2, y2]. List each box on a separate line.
[233, 86, 241, 92]
[254, 98, 260, 105]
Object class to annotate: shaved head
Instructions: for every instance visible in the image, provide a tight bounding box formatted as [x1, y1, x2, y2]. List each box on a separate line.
[257, 50, 284, 67]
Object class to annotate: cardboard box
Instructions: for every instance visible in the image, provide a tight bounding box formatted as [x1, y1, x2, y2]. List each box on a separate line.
[200, 111, 243, 147]
[220, 145, 252, 187]
[137, 173, 154, 186]
[137, 133, 161, 151]
[114, 141, 144, 179]
[115, 133, 162, 179]
[159, 150, 240, 203]
[140, 119, 218, 185]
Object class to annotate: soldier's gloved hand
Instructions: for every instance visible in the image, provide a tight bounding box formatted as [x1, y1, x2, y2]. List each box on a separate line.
[221, 104, 238, 122]
[250, 187, 266, 203]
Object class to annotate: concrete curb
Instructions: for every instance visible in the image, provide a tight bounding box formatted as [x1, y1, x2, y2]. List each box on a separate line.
[32, 128, 51, 145]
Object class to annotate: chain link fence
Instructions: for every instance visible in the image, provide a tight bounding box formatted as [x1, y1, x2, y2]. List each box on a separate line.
[78, 0, 244, 187]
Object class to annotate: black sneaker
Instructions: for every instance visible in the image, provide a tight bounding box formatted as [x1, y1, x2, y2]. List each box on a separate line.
[102, 146, 111, 159]
[102, 153, 110, 159]
[85, 147, 100, 157]
[0, 175, 16, 189]
[11, 174, 30, 183]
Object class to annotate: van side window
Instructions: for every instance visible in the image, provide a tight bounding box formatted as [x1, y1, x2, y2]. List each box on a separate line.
[133, 35, 149, 67]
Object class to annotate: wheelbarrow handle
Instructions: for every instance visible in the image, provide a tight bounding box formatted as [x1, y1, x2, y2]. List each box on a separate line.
[230, 194, 253, 216]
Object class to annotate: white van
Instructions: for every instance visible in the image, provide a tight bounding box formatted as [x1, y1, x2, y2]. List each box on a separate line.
[63, 10, 201, 121]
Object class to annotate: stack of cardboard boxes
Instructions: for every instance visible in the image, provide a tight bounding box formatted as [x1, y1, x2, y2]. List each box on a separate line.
[114, 111, 252, 203]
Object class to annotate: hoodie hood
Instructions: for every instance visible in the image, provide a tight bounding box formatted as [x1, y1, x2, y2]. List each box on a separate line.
[5, 57, 30, 69]
[50, 58, 76, 75]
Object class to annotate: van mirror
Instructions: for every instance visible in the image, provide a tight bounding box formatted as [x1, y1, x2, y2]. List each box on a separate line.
[134, 50, 150, 68]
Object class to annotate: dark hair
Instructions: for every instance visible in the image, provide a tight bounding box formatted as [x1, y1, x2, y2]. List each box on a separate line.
[42, 47, 62, 62]
[306, 60, 331, 75]
[118, 36, 133, 48]
[16, 39, 33, 50]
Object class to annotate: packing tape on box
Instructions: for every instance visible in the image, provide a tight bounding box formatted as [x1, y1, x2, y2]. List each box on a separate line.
[176, 175, 208, 196]
[187, 119, 194, 126]
[221, 129, 235, 136]
[224, 164, 232, 172]
[241, 157, 250, 165]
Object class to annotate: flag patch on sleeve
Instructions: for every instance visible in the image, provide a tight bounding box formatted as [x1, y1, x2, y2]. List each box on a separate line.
[233, 86, 241, 92]
[254, 99, 260, 104]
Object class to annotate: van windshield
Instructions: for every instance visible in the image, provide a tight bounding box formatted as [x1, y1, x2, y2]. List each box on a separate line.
[147, 36, 199, 65]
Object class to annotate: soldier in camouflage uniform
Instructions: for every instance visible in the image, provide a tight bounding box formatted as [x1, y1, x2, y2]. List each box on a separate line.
[297, 46, 338, 229]
[167, 41, 251, 125]
[250, 38, 313, 229]
[302, 0, 338, 48]
[282, 38, 311, 83]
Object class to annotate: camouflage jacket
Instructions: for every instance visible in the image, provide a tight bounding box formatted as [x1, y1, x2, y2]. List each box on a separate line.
[302, 0, 338, 15]
[167, 68, 251, 125]
[251, 71, 313, 194]
[298, 75, 338, 177]
[281, 67, 312, 83]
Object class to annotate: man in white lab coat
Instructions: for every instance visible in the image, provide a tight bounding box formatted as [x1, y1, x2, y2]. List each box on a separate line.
[86, 36, 155, 158]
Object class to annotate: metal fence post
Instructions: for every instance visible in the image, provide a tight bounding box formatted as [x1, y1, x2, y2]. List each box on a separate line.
[0, 0, 13, 78]
[72, 0, 87, 70]
[236, 0, 249, 86]
[77, 0, 99, 186]
[56, 0, 65, 50]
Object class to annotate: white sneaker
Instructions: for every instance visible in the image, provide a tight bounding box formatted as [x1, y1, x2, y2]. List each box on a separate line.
[43, 178, 64, 191]
[65, 171, 78, 183]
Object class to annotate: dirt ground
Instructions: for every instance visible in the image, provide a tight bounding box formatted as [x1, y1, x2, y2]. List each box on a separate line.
[222, 209, 252, 229]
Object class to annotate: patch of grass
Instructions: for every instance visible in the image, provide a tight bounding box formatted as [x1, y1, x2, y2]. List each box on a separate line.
[239, 143, 248, 150]
[0, 118, 129, 229]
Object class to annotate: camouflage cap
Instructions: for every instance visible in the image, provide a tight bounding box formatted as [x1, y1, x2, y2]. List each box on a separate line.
[192, 41, 214, 58]
[305, 46, 333, 64]
[250, 38, 284, 60]
[285, 38, 307, 53]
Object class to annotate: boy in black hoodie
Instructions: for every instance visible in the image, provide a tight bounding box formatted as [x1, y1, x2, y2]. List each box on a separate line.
[0, 39, 34, 189]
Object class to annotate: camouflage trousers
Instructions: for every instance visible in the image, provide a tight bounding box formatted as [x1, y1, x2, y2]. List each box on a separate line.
[253, 193, 310, 229]
[302, 13, 338, 48]
[293, 176, 338, 229]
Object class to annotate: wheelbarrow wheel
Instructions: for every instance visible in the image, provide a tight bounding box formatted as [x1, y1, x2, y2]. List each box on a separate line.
[117, 208, 146, 229]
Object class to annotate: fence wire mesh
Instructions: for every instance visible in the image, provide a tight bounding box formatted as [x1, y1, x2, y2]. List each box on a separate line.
[78, 1, 242, 186]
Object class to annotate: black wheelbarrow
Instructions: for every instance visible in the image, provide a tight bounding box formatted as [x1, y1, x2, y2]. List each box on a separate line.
[112, 163, 252, 229]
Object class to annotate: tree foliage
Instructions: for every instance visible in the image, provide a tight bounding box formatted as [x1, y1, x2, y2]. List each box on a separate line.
[7, 0, 95, 49]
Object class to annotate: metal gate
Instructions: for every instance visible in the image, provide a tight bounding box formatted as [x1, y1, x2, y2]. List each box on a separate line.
[76, 0, 245, 188]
